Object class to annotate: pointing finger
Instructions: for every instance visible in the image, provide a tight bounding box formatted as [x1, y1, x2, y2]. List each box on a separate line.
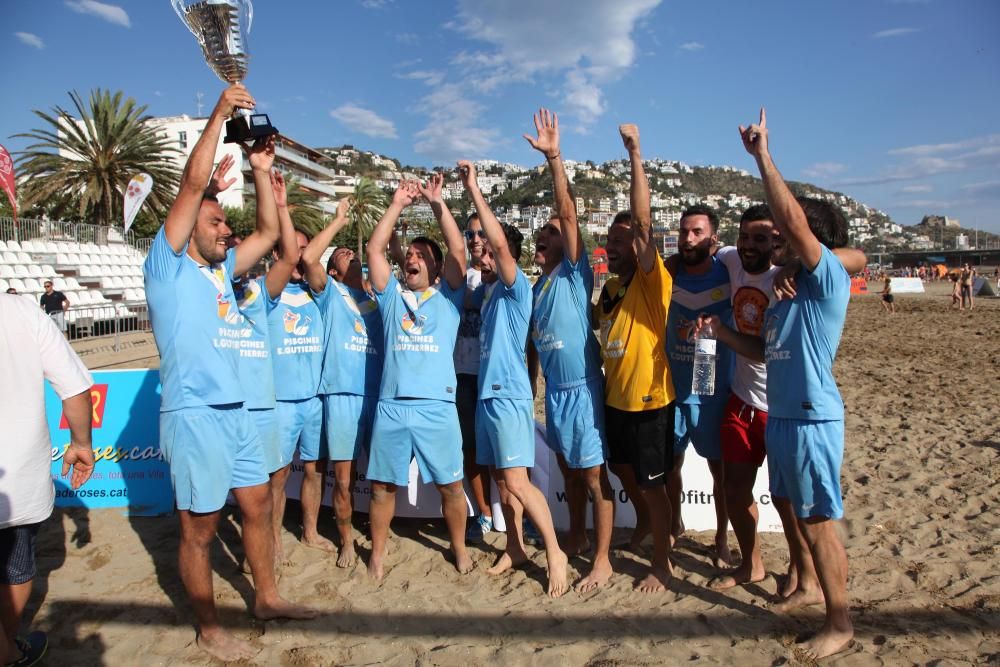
[759, 107, 766, 129]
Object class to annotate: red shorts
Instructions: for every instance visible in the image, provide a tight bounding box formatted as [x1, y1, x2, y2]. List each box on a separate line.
[720, 393, 768, 467]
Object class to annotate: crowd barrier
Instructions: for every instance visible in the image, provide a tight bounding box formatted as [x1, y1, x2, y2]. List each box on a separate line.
[59, 302, 151, 349]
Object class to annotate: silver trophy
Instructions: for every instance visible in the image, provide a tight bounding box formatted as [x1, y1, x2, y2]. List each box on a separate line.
[172, 0, 278, 143]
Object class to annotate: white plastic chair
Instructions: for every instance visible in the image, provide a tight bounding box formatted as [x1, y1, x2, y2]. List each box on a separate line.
[13, 265, 29, 278]
[0, 266, 13, 279]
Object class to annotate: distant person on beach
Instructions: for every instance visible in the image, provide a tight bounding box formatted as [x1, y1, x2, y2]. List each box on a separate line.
[523, 109, 615, 591]
[459, 158, 569, 597]
[143, 85, 317, 663]
[950, 274, 961, 308]
[0, 293, 95, 666]
[596, 123, 676, 593]
[364, 176, 471, 580]
[694, 108, 859, 660]
[300, 197, 383, 568]
[880, 273, 896, 314]
[959, 264, 976, 310]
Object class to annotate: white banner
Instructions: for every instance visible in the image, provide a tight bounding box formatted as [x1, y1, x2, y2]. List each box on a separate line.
[123, 173, 153, 234]
[890, 277, 925, 294]
[286, 421, 782, 533]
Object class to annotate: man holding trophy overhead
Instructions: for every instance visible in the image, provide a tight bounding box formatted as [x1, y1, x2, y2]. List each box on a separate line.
[144, 1, 316, 662]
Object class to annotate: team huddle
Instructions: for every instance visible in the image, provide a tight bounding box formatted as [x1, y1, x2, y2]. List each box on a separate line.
[145, 86, 861, 661]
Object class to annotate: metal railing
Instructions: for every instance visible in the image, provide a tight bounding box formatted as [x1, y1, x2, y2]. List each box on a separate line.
[57, 301, 150, 351]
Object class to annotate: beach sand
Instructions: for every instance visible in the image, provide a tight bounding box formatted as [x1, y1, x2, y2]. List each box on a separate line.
[27, 284, 1000, 665]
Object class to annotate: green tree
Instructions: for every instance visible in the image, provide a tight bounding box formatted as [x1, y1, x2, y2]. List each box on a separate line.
[224, 175, 326, 239]
[13, 89, 181, 228]
[347, 177, 387, 261]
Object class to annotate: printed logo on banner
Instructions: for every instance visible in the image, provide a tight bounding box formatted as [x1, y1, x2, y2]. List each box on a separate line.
[59, 384, 108, 429]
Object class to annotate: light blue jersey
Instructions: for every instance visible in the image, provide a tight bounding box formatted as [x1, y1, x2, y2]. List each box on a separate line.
[144, 226, 244, 411]
[475, 270, 532, 401]
[763, 246, 850, 420]
[234, 277, 276, 410]
[313, 274, 382, 397]
[267, 281, 324, 401]
[374, 274, 465, 402]
[530, 254, 603, 391]
[667, 253, 734, 404]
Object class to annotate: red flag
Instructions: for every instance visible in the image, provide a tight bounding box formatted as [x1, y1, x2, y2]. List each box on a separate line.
[0, 144, 15, 221]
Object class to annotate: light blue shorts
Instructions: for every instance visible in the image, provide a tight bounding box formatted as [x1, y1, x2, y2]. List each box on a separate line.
[765, 417, 845, 520]
[544, 377, 607, 469]
[276, 397, 323, 464]
[368, 398, 463, 487]
[249, 407, 283, 474]
[323, 393, 376, 461]
[674, 399, 727, 460]
[159, 404, 268, 513]
[475, 398, 535, 469]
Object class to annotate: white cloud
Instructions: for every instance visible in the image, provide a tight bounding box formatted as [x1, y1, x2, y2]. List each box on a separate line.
[802, 162, 848, 179]
[395, 32, 419, 45]
[397, 70, 446, 87]
[899, 184, 932, 193]
[153, 90, 163, 97]
[961, 180, 1000, 199]
[872, 27, 919, 38]
[14, 32, 44, 49]
[330, 104, 398, 139]
[837, 134, 1000, 186]
[361, 0, 393, 8]
[679, 41, 704, 51]
[413, 84, 500, 162]
[448, 0, 661, 128]
[65, 1, 130, 27]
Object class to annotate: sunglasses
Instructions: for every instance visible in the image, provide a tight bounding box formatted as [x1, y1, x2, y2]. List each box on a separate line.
[464, 230, 486, 240]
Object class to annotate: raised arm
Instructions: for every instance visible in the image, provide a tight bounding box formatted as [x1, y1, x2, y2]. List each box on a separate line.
[524, 108, 581, 263]
[620, 124, 655, 273]
[458, 161, 517, 287]
[163, 85, 254, 252]
[233, 136, 280, 276]
[740, 108, 822, 271]
[262, 171, 300, 298]
[367, 181, 418, 293]
[692, 314, 765, 363]
[302, 196, 351, 293]
[418, 172, 466, 290]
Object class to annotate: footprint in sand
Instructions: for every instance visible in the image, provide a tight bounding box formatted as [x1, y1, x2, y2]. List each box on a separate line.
[86, 546, 112, 570]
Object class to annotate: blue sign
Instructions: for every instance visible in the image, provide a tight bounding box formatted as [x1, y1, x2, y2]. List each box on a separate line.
[45, 369, 173, 516]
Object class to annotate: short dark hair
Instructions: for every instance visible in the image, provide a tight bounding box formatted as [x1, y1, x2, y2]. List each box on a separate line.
[681, 204, 719, 232]
[740, 204, 772, 225]
[796, 197, 848, 249]
[202, 192, 219, 204]
[501, 223, 524, 261]
[463, 212, 480, 230]
[611, 210, 632, 227]
[411, 235, 443, 266]
[326, 246, 348, 273]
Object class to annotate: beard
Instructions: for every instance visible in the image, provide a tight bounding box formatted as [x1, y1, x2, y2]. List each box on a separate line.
[680, 244, 710, 266]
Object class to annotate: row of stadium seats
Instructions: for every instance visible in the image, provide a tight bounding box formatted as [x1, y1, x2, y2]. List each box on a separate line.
[0, 264, 60, 279]
[1, 251, 35, 264]
[56, 253, 143, 266]
[78, 265, 143, 277]
[0, 240, 137, 256]
[99, 276, 145, 290]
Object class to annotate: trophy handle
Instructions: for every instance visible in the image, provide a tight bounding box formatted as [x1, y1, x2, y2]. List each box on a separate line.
[243, 0, 253, 36]
[170, 0, 197, 38]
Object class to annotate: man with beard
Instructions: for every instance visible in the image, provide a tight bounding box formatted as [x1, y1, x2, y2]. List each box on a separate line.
[596, 124, 675, 593]
[665, 204, 734, 567]
[365, 175, 472, 580]
[144, 85, 317, 663]
[458, 159, 569, 597]
[525, 109, 615, 591]
[300, 196, 378, 569]
[694, 108, 860, 660]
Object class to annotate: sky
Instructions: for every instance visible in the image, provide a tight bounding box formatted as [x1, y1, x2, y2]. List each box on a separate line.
[2, 0, 999, 232]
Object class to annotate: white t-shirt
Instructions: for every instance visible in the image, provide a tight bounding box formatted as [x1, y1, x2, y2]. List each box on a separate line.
[0, 294, 93, 529]
[718, 249, 778, 412]
[453, 267, 483, 375]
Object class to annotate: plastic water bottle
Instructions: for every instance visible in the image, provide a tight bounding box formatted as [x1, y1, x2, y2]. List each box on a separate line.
[690, 321, 717, 396]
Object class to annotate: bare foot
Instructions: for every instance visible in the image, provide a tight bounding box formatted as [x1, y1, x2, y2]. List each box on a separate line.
[254, 595, 319, 621]
[301, 533, 337, 553]
[575, 558, 613, 592]
[196, 629, 259, 662]
[770, 586, 824, 613]
[336, 542, 357, 568]
[487, 551, 528, 576]
[636, 565, 672, 593]
[367, 548, 386, 581]
[708, 563, 766, 591]
[780, 564, 799, 598]
[797, 624, 855, 661]
[713, 536, 735, 568]
[563, 533, 591, 557]
[547, 549, 569, 598]
[452, 546, 474, 575]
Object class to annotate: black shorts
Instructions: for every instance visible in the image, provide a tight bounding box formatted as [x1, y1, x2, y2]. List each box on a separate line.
[882, 294, 894, 303]
[0, 522, 41, 585]
[456, 373, 478, 454]
[605, 403, 674, 487]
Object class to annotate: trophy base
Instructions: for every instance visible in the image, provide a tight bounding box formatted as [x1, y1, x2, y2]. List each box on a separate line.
[223, 113, 279, 144]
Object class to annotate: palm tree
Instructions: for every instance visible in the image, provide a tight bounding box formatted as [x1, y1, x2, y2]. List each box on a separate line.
[14, 89, 181, 228]
[348, 176, 387, 261]
[226, 175, 327, 238]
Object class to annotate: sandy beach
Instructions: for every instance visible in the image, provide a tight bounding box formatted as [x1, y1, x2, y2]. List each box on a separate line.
[26, 282, 1000, 665]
